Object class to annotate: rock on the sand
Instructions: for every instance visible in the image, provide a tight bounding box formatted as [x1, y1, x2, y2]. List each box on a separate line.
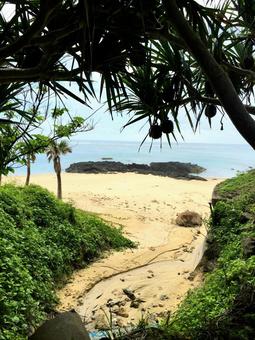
[176, 210, 202, 227]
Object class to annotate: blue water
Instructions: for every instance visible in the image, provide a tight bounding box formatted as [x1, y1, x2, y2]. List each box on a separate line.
[12, 140, 255, 178]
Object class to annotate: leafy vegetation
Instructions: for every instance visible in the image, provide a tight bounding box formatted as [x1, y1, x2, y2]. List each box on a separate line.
[1, 1, 255, 149]
[161, 171, 255, 339]
[0, 104, 89, 181]
[0, 184, 134, 339]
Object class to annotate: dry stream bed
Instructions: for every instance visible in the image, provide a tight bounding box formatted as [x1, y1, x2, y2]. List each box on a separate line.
[50, 173, 222, 331]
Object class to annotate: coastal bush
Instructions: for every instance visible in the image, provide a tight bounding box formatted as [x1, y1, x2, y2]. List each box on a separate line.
[0, 184, 134, 339]
[162, 170, 255, 339]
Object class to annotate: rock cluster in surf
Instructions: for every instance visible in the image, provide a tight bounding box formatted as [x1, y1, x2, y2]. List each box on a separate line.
[66, 161, 206, 180]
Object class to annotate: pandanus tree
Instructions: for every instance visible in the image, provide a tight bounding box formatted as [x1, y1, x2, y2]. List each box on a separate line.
[0, 1, 255, 148]
[46, 140, 72, 199]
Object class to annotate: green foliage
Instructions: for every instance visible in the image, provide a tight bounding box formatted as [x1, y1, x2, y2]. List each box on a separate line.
[163, 171, 255, 339]
[55, 116, 86, 138]
[216, 169, 255, 198]
[0, 184, 134, 339]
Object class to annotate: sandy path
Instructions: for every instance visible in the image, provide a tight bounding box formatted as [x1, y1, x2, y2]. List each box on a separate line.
[7, 173, 222, 330]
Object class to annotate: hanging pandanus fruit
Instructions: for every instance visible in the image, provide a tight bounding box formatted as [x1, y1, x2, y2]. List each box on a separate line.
[205, 105, 217, 118]
[160, 119, 174, 134]
[149, 124, 162, 139]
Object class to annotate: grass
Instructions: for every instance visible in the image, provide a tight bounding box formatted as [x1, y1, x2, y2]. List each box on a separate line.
[0, 184, 134, 339]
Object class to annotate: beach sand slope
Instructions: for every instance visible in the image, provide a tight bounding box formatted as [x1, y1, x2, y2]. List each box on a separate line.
[7, 173, 222, 330]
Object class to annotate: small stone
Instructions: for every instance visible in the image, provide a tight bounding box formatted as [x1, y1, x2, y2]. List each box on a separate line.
[120, 278, 125, 282]
[111, 305, 120, 313]
[160, 294, 169, 301]
[188, 272, 196, 281]
[158, 303, 164, 307]
[130, 300, 140, 308]
[152, 304, 158, 308]
[178, 272, 181, 275]
[123, 288, 136, 301]
[114, 307, 129, 318]
[77, 299, 83, 306]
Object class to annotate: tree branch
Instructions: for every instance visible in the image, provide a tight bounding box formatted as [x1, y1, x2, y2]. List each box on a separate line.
[174, 96, 255, 115]
[0, 67, 82, 83]
[0, 1, 60, 60]
[164, 0, 255, 149]
[223, 62, 255, 80]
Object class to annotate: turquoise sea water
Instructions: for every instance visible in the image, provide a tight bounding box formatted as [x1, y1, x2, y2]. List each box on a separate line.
[12, 140, 255, 178]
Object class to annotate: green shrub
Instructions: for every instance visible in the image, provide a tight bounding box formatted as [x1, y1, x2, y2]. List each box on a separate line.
[0, 184, 134, 339]
[164, 171, 255, 339]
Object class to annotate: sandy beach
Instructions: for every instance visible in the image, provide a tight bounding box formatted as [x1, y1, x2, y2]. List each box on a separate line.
[6, 173, 222, 330]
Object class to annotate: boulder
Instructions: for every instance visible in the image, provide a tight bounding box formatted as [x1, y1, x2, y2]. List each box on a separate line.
[176, 210, 202, 227]
[29, 311, 90, 340]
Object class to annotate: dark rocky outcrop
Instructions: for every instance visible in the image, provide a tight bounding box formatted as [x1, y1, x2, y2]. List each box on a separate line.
[66, 161, 206, 180]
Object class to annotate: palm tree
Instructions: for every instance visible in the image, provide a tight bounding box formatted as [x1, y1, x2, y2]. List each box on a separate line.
[46, 140, 72, 199]
[25, 152, 36, 186]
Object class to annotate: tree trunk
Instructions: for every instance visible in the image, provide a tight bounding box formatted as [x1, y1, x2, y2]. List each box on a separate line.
[25, 157, 31, 186]
[54, 156, 62, 199]
[164, 0, 255, 149]
[0, 173, 2, 186]
[56, 169, 62, 199]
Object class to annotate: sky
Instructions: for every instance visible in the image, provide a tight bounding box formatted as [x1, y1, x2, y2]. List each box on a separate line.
[63, 75, 249, 145]
[1, 1, 252, 146]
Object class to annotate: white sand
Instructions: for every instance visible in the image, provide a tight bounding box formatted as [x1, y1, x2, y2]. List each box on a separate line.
[6, 173, 222, 330]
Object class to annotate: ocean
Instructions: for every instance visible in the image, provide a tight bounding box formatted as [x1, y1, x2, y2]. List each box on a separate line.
[12, 140, 255, 178]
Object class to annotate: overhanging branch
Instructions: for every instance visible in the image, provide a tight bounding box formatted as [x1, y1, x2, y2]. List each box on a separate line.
[0, 67, 82, 83]
[164, 0, 255, 149]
